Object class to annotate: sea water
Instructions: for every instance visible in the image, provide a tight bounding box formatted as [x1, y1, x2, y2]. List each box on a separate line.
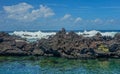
[1, 30, 120, 74]
[0, 56, 120, 74]
[9, 30, 120, 42]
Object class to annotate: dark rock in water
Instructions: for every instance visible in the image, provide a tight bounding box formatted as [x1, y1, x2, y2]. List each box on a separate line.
[0, 29, 120, 59]
[95, 32, 102, 37]
[68, 31, 79, 39]
[36, 29, 120, 58]
[4, 49, 28, 56]
[93, 32, 103, 41]
[0, 32, 10, 37]
[0, 38, 3, 43]
[56, 28, 66, 35]
[0, 32, 36, 56]
[24, 44, 34, 51]
[109, 44, 120, 52]
[114, 33, 120, 41]
[33, 49, 44, 56]
[16, 42, 26, 49]
[102, 36, 113, 41]
[80, 48, 95, 55]
[61, 28, 66, 34]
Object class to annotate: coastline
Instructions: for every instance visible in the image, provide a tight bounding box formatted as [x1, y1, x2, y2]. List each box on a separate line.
[0, 28, 120, 59]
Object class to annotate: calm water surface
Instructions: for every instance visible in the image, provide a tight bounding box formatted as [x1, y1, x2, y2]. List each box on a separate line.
[0, 56, 120, 74]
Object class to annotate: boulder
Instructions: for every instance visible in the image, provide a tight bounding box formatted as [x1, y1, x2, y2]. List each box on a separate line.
[0, 32, 10, 37]
[4, 49, 28, 56]
[114, 33, 120, 41]
[0, 29, 120, 59]
[33, 49, 44, 56]
[109, 44, 120, 52]
[0, 38, 3, 43]
[16, 42, 26, 49]
[93, 32, 103, 41]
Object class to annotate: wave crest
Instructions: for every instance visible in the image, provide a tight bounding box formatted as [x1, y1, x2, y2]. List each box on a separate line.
[10, 30, 118, 42]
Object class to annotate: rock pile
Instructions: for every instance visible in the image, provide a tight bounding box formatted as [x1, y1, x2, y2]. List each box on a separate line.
[0, 28, 120, 59]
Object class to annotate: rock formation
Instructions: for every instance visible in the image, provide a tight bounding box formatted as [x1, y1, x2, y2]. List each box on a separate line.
[0, 28, 120, 59]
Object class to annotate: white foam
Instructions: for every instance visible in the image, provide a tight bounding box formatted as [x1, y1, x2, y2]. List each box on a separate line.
[100, 32, 117, 37]
[12, 31, 56, 40]
[77, 30, 100, 37]
[10, 30, 118, 42]
[76, 30, 117, 37]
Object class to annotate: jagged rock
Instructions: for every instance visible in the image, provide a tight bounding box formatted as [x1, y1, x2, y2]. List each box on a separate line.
[0, 38, 3, 43]
[109, 44, 120, 52]
[0, 32, 10, 37]
[93, 32, 103, 41]
[16, 42, 26, 49]
[0, 44, 13, 52]
[0, 29, 120, 59]
[33, 49, 44, 56]
[67, 31, 79, 39]
[4, 49, 28, 56]
[60, 28, 66, 34]
[114, 33, 120, 41]
[80, 48, 95, 55]
[55, 28, 66, 39]
[0, 32, 34, 56]
[95, 32, 102, 37]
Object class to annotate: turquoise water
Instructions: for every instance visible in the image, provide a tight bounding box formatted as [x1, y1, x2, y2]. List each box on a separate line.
[0, 56, 120, 74]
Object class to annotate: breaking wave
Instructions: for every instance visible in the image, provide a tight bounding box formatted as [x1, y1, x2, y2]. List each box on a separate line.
[77, 30, 117, 37]
[10, 30, 118, 42]
[10, 31, 56, 42]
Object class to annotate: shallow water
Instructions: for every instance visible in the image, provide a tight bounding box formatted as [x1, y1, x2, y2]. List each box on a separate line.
[0, 56, 120, 74]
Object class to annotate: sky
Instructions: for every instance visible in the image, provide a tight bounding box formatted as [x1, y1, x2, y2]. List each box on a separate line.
[0, 0, 120, 31]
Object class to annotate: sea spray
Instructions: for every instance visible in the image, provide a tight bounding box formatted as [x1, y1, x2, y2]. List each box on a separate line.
[11, 30, 118, 42]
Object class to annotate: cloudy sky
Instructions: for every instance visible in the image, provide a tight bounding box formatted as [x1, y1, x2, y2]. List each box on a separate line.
[0, 0, 120, 31]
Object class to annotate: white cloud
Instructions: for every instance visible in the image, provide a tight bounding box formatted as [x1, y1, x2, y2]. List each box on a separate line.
[3, 2, 55, 21]
[61, 14, 71, 20]
[3, 3, 33, 13]
[93, 18, 102, 23]
[91, 18, 103, 24]
[74, 17, 82, 23]
[105, 19, 116, 24]
[91, 18, 116, 25]
[108, 19, 114, 22]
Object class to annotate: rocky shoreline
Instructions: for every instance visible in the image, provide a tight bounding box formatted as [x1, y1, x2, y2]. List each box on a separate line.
[0, 28, 120, 59]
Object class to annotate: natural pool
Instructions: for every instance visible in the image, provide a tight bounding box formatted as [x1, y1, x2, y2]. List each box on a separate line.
[0, 56, 120, 74]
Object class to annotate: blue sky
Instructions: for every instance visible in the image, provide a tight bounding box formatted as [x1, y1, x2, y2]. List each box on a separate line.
[0, 0, 120, 31]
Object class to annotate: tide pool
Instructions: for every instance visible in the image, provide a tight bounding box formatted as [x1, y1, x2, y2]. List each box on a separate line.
[0, 56, 120, 74]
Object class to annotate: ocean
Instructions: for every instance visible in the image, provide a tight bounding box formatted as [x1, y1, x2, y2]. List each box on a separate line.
[7, 30, 120, 42]
[0, 30, 120, 74]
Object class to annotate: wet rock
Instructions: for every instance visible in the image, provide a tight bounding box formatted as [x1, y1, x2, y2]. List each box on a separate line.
[93, 32, 103, 41]
[0, 32, 10, 37]
[0, 29, 120, 59]
[0, 38, 3, 43]
[109, 44, 120, 52]
[102, 36, 113, 41]
[95, 32, 102, 37]
[114, 33, 120, 41]
[80, 48, 95, 55]
[0, 44, 13, 52]
[33, 49, 44, 56]
[16, 42, 26, 49]
[3, 49, 30, 56]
